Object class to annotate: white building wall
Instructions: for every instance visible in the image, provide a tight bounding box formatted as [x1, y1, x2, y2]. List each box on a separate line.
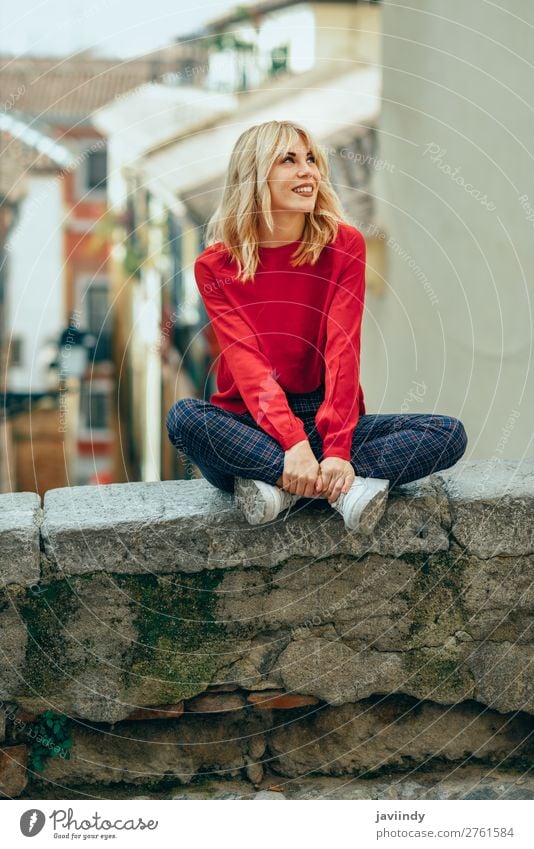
[7, 175, 64, 393]
[366, 0, 534, 460]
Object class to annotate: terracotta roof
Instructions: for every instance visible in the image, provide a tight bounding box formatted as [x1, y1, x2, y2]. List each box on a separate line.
[0, 55, 167, 126]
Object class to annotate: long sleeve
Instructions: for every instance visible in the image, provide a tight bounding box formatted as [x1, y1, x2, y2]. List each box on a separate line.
[195, 258, 309, 451]
[314, 231, 366, 461]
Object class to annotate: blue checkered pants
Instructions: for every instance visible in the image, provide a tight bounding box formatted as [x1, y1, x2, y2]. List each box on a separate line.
[165, 387, 468, 494]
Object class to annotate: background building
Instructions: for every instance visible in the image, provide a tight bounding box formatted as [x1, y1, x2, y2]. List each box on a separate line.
[3, 0, 531, 495]
[93, 0, 385, 483]
[0, 54, 178, 490]
[375, 0, 533, 460]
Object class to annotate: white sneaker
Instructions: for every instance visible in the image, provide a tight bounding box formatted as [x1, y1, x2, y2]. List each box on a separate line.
[234, 478, 301, 525]
[331, 476, 389, 534]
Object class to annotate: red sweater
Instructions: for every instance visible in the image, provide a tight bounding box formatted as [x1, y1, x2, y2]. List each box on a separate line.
[194, 221, 367, 461]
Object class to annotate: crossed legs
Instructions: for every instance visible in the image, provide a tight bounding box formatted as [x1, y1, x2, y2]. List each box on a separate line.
[166, 398, 468, 494]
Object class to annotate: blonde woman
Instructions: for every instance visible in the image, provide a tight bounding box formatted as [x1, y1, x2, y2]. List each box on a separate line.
[166, 121, 467, 531]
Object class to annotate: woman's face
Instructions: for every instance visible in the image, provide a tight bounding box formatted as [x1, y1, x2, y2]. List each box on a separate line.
[266, 135, 321, 214]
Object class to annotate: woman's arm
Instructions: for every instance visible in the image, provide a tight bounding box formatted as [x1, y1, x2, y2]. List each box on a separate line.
[314, 229, 366, 460]
[195, 257, 309, 451]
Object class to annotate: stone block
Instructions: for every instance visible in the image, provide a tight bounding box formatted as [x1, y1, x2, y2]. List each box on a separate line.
[437, 458, 534, 557]
[247, 690, 320, 710]
[40, 476, 450, 576]
[43, 713, 270, 786]
[268, 699, 533, 778]
[0, 744, 28, 797]
[124, 703, 184, 721]
[38, 698, 533, 787]
[185, 693, 247, 713]
[468, 642, 534, 714]
[0, 492, 41, 586]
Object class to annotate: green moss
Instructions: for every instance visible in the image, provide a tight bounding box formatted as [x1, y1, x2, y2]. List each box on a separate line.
[405, 551, 468, 647]
[17, 581, 80, 696]
[118, 571, 242, 704]
[26, 710, 73, 773]
[403, 646, 474, 702]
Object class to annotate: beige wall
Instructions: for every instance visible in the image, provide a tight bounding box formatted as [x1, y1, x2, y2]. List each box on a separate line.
[11, 406, 68, 497]
[366, 0, 533, 460]
[312, 2, 382, 66]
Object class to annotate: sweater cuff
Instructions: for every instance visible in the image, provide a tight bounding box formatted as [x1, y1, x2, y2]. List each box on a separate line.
[322, 443, 353, 462]
[279, 427, 309, 452]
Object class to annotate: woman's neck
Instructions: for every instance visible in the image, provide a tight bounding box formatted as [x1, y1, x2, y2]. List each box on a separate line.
[257, 212, 305, 247]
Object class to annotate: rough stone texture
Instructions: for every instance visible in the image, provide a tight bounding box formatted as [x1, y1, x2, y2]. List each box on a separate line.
[0, 597, 28, 700]
[246, 761, 264, 786]
[0, 744, 28, 797]
[35, 697, 532, 788]
[267, 699, 533, 779]
[437, 458, 534, 558]
[0, 492, 41, 587]
[5, 556, 529, 722]
[468, 642, 534, 714]
[0, 461, 533, 790]
[462, 554, 534, 643]
[4, 574, 138, 723]
[247, 690, 320, 710]
[185, 693, 247, 713]
[43, 712, 270, 786]
[254, 790, 285, 799]
[40, 476, 450, 575]
[275, 772, 534, 801]
[23, 768, 534, 800]
[125, 703, 184, 721]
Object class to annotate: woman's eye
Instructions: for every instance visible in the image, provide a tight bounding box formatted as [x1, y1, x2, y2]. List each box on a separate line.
[282, 155, 316, 163]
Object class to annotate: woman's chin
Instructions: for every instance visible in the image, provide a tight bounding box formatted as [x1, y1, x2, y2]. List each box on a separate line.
[285, 200, 316, 213]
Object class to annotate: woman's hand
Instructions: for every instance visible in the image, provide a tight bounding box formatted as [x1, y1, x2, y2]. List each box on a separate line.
[282, 440, 321, 498]
[316, 457, 355, 504]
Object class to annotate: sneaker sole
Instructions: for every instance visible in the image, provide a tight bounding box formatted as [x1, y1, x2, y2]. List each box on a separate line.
[234, 478, 278, 525]
[351, 486, 389, 535]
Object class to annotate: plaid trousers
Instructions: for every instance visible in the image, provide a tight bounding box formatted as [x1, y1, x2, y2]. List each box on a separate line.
[166, 386, 468, 494]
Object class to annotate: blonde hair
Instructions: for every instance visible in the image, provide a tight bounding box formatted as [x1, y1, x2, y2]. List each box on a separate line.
[205, 120, 347, 282]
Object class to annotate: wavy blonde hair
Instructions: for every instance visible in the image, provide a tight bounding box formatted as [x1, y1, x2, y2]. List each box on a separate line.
[205, 120, 347, 282]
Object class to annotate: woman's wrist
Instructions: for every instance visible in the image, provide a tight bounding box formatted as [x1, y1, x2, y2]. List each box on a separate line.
[285, 438, 311, 454]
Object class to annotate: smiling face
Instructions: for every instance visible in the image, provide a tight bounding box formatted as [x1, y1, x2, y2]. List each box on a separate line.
[266, 133, 322, 213]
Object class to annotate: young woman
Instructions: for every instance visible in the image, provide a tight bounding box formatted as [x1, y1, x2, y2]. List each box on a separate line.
[166, 120, 467, 532]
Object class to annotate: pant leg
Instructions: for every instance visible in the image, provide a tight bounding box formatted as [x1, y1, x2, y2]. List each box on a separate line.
[166, 397, 286, 494]
[350, 413, 468, 487]
[166, 394, 468, 494]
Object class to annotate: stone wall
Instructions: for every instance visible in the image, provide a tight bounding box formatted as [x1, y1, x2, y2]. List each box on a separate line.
[0, 458, 532, 798]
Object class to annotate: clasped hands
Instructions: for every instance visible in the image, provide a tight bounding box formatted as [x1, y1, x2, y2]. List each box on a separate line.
[279, 439, 355, 505]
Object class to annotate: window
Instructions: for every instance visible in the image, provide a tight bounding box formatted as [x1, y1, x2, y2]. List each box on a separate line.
[270, 45, 288, 76]
[86, 283, 109, 337]
[76, 276, 112, 362]
[80, 383, 110, 432]
[10, 337, 23, 367]
[75, 145, 107, 198]
[86, 149, 107, 191]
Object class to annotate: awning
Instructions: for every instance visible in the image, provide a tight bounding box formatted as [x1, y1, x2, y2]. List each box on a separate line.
[92, 83, 238, 167]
